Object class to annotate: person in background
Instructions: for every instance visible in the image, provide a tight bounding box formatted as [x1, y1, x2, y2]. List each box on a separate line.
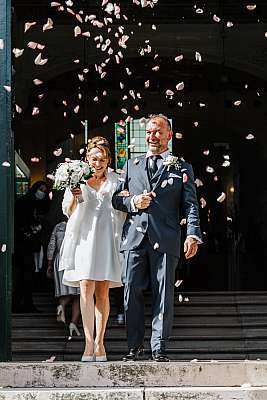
[13, 180, 50, 313]
[59, 136, 126, 362]
[46, 219, 81, 338]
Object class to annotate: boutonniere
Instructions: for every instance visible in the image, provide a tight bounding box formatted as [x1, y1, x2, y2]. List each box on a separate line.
[162, 155, 182, 171]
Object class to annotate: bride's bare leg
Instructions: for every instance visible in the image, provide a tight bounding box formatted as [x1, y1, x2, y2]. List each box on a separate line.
[80, 280, 95, 356]
[94, 281, 110, 356]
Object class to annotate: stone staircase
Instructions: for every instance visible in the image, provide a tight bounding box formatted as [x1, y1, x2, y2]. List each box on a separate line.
[12, 291, 267, 361]
[1, 361, 267, 399]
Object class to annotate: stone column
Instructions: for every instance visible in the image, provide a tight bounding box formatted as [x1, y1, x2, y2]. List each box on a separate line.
[0, 0, 13, 361]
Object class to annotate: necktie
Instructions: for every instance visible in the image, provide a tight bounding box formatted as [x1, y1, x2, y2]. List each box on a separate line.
[148, 155, 161, 181]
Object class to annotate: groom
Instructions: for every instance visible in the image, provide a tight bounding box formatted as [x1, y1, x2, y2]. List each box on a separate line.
[112, 114, 202, 361]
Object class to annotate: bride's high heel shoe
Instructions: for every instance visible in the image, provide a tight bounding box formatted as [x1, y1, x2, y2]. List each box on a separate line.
[69, 322, 81, 337]
[56, 305, 66, 324]
[81, 344, 95, 362]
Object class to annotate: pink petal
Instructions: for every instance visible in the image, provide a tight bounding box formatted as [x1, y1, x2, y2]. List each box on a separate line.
[24, 21, 37, 33]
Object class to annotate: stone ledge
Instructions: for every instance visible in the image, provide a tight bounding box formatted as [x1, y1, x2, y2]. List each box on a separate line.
[1, 387, 267, 400]
[1, 361, 267, 388]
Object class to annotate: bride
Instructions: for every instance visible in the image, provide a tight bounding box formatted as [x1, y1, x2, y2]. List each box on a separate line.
[59, 136, 126, 361]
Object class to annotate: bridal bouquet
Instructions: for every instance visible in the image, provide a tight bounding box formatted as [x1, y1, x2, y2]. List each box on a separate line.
[53, 160, 94, 203]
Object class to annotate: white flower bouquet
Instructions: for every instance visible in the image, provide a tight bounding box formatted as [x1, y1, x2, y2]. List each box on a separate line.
[53, 160, 94, 203]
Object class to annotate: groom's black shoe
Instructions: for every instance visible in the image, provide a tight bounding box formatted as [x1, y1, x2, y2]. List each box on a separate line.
[152, 349, 169, 362]
[122, 345, 145, 361]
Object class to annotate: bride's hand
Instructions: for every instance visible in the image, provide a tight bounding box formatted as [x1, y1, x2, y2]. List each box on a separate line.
[118, 190, 130, 197]
[71, 187, 82, 198]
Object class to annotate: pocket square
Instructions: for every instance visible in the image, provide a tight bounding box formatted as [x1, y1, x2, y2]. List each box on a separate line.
[168, 172, 182, 178]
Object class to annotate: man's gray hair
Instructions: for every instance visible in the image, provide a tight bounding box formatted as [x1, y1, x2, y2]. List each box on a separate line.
[147, 114, 172, 130]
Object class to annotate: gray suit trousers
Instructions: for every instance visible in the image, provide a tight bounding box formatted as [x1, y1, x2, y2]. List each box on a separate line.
[123, 236, 178, 352]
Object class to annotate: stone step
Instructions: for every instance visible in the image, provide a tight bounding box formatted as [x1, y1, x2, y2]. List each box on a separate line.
[1, 361, 267, 388]
[1, 387, 267, 400]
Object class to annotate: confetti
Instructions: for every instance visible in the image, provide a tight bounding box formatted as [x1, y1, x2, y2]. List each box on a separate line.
[32, 107, 39, 116]
[200, 197, 207, 208]
[103, 115, 109, 123]
[1, 244, 7, 252]
[175, 132, 183, 139]
[15, 104, 22, 113]
[2, 161, 10, 167]
[246, 134, 254, 140]
[153, 242, 159, 250]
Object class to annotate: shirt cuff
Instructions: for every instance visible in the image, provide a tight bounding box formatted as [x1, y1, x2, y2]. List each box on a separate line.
[130, 195, 138, 212]
[187, 235, 203, 244]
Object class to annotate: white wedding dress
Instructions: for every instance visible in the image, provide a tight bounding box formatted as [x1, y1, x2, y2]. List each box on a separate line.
[59, 170, 126, 288]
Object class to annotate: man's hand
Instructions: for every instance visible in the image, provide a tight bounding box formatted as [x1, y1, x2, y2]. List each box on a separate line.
[134, 191, 156, 210]
[184, 237, 198, 259]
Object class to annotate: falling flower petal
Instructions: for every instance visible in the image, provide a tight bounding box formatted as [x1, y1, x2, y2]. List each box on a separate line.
[166, 89, 174, 96]
[213, 14, 221, 22]
[33, 79, 43, 85]
[15, 104, 22, 113]
[176, 82, 184, 91]
[24, 21, 37, 33]
[31, 157, 40, 163]
[217, 192, 226, 203]
[154, 242, 159, 250]
[222, 160, 230, 167]
[193, 121, 199, 127]
[0, 39, 4, 49]
[200, 197, 207, 208]
[227, 21, 234, 27]
[178, 294, 183, 302]
[34, 53, 48, 66]
[74, 105, 80, 113]
[203, 150, 210, 155]
[32, 107, 39, 116]
[168, 178, 173, 185]
[13, 48, 24, 58]
[246, 133, 254, 140]
[152, 65, 160, 71]
[183, 173, 188, 183]
[234, 100, 241, 106]
[195, 178, 203, 187]
[74, 26, 81, 37]
[2, 161, 10, 167]
[46, 174, 55, 180]
[175, 132, 183, 139]
[53, 148, 62, 157]
[103, 115, 109, 123]
[206, 166, 214, 173]
[195, 51, 202, 62]
[246, 5, 256, 11]
[175, 54, 183, 62]
[43, 18, 53, 31]
[175, 279, 183, 287]
[1, 244, 7, 252]
[3, 85, 11, 92]
[196, 8, 203, 14]
[161, 180, 168, 188]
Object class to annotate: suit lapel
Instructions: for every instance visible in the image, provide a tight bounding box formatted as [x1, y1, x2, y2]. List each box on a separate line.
[150, 163, 168, 191]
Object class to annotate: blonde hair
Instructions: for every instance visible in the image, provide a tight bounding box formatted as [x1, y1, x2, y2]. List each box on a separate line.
[86, 136, 111, 165]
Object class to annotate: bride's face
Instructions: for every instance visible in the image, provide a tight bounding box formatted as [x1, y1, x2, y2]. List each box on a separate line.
[87, 148, 109, 176]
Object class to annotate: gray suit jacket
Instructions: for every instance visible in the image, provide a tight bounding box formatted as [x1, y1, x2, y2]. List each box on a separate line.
[112, 155, 202, 258]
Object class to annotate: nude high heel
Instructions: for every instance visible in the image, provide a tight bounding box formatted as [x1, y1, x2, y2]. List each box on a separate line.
[69, 322, 81, 337]
[56, 305, 66, 324]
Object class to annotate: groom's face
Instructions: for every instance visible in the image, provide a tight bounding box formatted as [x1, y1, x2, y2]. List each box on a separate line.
[146, 118, 172, 154]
